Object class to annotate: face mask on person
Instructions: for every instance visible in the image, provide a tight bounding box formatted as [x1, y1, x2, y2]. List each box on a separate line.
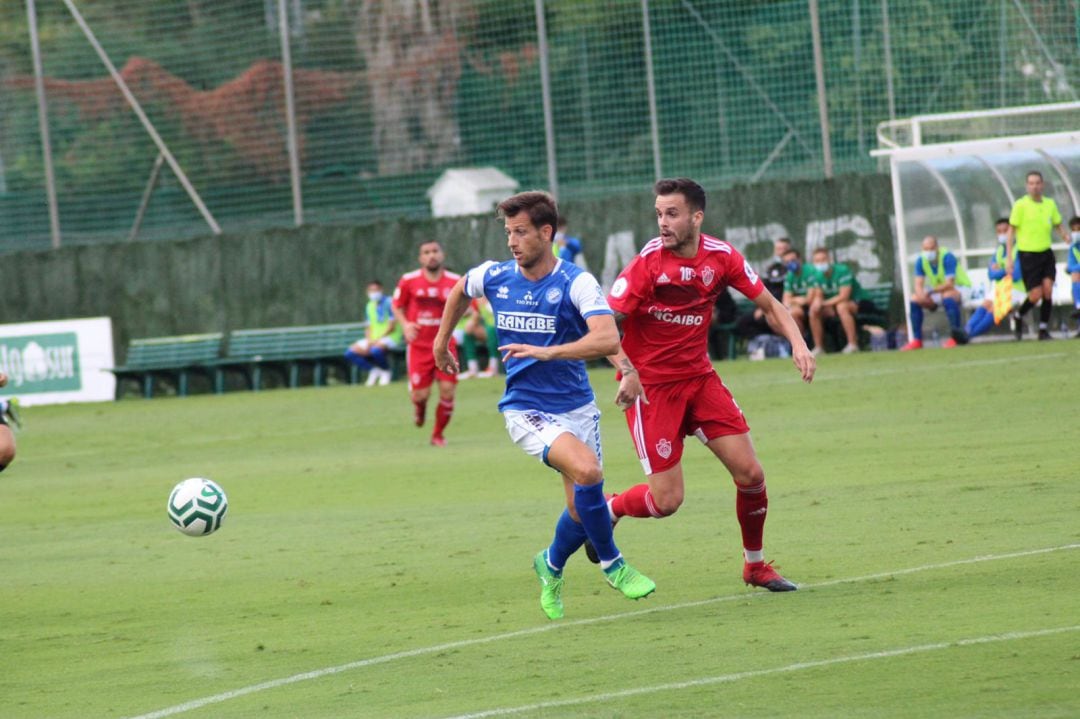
[786, 260, 801, 272]
[1071, 231, 1080, 243]
[813, 262, 829, 273]
[367, 291, 383, 303]
[997, 234, 1008, 243]
[922, 250, 937, 262]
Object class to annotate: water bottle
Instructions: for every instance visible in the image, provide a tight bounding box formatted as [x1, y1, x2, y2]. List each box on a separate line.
[930, 328, 940, 348]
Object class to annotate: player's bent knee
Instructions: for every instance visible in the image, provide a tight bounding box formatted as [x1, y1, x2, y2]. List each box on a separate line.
[570, 463, 604, 487]
[732, 464, 765, 488]
[650, 490, 683, 516]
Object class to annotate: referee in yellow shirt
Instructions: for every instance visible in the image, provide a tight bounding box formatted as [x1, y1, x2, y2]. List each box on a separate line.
[1006, 170, 1070, 340]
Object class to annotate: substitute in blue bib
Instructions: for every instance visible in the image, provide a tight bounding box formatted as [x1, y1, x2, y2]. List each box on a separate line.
[1067, 215, 1080, 337]
[432, 190, 655, 620]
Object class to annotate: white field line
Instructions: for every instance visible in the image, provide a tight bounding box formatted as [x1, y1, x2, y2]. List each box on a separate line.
[440, 624, 1080, 719]
[125, 543, 1079, 719]
[734, 351, 1069, 387]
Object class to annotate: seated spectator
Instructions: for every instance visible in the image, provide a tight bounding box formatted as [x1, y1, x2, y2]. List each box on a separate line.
[344, 280, 401, 386]
[781, 248, 813, 337]
[807, 247, 862, 355]
[965, 219, 1024, 341]
[1068, 215, 1080, 336]
[460, 297, 500, 378]
[733, 237, 791, 341]
[900, 236, 972, 350]
[554, 216, 587, 268]
[707, 289, 738, 360]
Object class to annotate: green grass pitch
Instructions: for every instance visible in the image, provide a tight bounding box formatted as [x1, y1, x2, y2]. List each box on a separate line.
[2, 341, 1078, 718]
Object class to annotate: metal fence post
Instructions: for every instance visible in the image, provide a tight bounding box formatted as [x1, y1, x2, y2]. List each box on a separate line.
[809, 0, 833, 178]
[534, 0, 558, 197]
[279, 0, 303, 226]
[641, 0, 662, 181]
[26, 0, 62, 249]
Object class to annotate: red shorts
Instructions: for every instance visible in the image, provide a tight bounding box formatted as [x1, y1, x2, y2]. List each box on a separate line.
[406, 341, 457, 391]
[624, 372, 749, 476]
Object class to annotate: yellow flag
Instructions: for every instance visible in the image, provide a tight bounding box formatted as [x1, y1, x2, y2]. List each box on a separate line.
[993, 276, 1013, 324]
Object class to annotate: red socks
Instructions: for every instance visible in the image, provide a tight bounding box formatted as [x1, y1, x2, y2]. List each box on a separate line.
[735, 481, 768, 552]
[610, 483, 667, 518]
[432, 398, 453, 439]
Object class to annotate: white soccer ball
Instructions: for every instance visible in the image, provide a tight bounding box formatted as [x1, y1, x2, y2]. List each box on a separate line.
[167, 477, 228, 536]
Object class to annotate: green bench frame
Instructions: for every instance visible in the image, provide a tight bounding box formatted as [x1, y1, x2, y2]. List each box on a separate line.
[109, 333, 225, 398]
[213, 322, 369, 391]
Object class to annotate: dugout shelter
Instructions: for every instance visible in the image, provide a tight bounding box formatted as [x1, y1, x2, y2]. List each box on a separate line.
[873, 102, 1080, 336]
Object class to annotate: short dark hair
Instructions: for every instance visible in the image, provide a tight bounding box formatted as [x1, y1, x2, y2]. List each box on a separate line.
[995, 217, 1009, 226]
[418, 239, 442, 251]
[367, 279, 383, 288]
[654, 178, 706, 212]
[811, 247, 830, 259]
[498, 191, 559, 237]
[1070, 215, 1080, 227]
[1026, 170, 1043, 181]
[782, 248, 802, 259]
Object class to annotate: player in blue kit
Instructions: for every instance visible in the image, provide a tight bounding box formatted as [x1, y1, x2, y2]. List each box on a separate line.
[433, 191, 655, 620]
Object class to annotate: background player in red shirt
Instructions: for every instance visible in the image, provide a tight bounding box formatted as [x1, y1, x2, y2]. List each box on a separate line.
[604, 178, 815, 591]
[392, 240, 461, 447]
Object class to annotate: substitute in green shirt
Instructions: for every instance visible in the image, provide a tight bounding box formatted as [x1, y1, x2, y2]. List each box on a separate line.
[780, 248, 814, 335]
[807, 247, 861, 355]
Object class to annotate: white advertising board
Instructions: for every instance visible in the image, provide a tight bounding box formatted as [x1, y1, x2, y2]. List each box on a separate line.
[0, 317, 116, 406]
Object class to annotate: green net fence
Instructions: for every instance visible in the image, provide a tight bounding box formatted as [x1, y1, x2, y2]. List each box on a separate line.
[1, 0, 1077, 252]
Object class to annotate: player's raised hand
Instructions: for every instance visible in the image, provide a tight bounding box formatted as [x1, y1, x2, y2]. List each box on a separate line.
[498, 343, 553, 362]
[792, 346, 815, 383]
[614, 371, 648, 411]
[433, 343, 460, 375]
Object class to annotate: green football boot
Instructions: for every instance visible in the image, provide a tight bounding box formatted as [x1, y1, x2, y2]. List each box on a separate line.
[604, 559, 656, 600]
[2, 398, 21, 429]
[532, 550, 565, 620]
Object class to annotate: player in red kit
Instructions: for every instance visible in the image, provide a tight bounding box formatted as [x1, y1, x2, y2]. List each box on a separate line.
[602, 178, 816, 591]
[392, 240, 461, 446]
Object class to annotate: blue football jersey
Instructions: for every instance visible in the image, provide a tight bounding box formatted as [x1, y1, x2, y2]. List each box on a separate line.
[464, 258, 612, 413]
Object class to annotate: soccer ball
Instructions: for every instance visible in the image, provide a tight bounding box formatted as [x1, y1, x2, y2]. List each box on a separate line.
[167, 477, 228, 536]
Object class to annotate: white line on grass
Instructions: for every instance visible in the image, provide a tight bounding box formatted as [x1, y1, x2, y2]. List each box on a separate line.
[737, 351, 1069, 387]
[439, 624, 1080, 719]
[126, 543, 1079, 719]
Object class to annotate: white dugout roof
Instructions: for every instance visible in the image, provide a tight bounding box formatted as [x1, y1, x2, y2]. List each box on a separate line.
[873, 102, 1080, 329]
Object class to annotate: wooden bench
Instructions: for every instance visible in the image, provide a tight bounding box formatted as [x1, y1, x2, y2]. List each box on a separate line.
[109, 333, 224, 398]
[213, 323, 369, 391]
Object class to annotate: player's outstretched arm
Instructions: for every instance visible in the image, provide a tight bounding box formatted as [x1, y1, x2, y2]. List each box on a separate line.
[605, 348, 648, 411]
[756, 291, 815, 383]
[499, 313, 620, 363]
[432, 278, 473, 375]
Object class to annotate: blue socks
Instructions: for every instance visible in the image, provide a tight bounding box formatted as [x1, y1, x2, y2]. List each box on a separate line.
[942, 297, 961, 329]
[369, 346, 389, 370]
[344, 348, 370, 369]
[573, 481, 619, 565]
[1072, 281, 1080, 314]
[909, 302, 924, 340]
[964, 306, 995, 339]
[546, 509, 587, 572]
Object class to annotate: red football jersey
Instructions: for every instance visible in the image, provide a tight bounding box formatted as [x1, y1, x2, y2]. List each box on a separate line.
[608, 233, 764, 384]
[392, 268, 461, 348]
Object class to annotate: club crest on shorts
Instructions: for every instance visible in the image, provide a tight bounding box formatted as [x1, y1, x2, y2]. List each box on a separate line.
[656, 438, 672, 459]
